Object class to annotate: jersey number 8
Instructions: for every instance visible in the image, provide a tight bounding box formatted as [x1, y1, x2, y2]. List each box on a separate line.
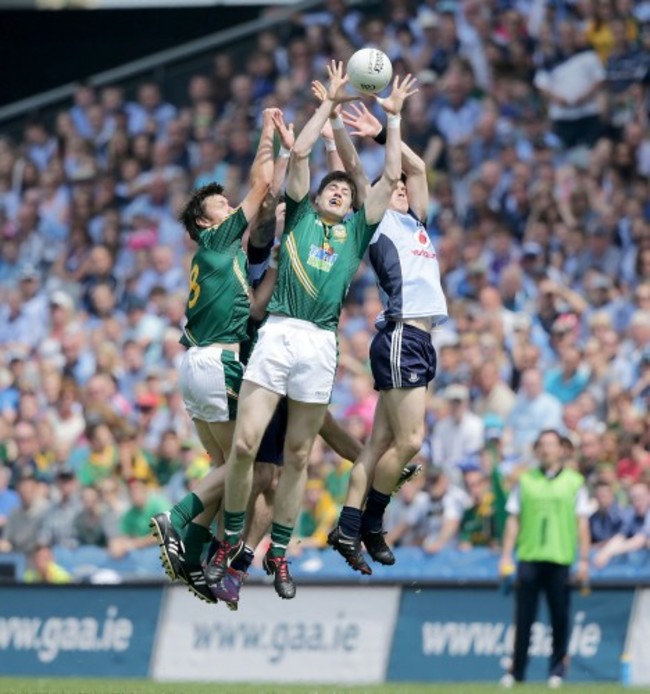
[188, 264, 200, 308]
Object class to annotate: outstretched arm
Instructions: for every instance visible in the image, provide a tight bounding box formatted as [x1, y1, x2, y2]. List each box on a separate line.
[284, 61, 357, 202]
[364, 74, 418, 225]
[342, 101, 428, 220]
[249, 116, 294, 248]
[320, 116, 345, 174]
[239, 108, 275, 222]
[312, 79, 369, 207]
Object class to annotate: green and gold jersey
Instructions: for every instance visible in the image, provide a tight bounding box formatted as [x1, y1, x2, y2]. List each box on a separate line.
[183, 207, 250, 347]
[267, 194, 380, 332]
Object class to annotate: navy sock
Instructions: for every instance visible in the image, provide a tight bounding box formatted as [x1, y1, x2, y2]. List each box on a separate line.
[231, 545, 255, 572]
[361, 488, 391, 534]
[339, 506, 362, 538]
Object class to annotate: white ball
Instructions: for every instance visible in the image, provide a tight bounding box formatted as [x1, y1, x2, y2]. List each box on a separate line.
[346, 48, 393, 94]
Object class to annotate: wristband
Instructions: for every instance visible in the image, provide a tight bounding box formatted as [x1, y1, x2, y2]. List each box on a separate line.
[278, 146, 291, 158]
[387, 114, 402, 128]
[373, 126, 387, 145]
[324, 139, 337, 152]
[269, 254, 278, 270]
[331, 114, 344, 130]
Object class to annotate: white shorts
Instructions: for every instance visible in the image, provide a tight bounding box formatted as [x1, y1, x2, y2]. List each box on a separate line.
[178, 346, 243, 422]
[244, 315, 337, 404]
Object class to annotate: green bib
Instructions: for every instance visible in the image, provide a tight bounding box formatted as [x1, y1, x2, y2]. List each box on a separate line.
[517, 467, 584, 565]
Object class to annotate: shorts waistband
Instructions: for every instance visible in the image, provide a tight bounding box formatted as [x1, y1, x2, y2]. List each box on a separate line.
[385, 321, 432, 339]
[267, 314, 330, 334]
[189, 344, 240, 360]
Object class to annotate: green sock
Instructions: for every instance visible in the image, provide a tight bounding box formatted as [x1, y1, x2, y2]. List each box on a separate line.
[224, 510, 245, 544]
[183, 522, 212, 564]
[169, 493, 204, 531]
[270, 522, 293, 558]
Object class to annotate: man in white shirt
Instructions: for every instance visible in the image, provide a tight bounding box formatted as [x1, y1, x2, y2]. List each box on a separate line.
[534, 22, 605, 149]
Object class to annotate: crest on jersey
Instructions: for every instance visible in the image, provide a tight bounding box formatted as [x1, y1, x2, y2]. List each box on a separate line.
[331, 224, 348, 241]
[414, 228, 429, 247]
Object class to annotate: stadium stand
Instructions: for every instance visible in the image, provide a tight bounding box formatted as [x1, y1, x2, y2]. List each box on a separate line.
[0, 0, 649, 585]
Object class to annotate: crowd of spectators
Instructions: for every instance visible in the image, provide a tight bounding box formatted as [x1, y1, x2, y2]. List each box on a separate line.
[1, 0, 649, 582]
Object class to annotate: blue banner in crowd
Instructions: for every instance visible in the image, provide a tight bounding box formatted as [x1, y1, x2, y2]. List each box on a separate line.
[387, 587, 633, 683]
[0, 586, 163, 676]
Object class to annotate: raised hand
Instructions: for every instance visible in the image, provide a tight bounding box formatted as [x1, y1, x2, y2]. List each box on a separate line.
[312, 80, 343, 141]
[311, 79, 328, 104]
[326, 60, 358, 104]
[271, 110, 295, 150]
[262, 107, 282, 127]
[342, 102, 382, 138]
[376, 74, 418, 115]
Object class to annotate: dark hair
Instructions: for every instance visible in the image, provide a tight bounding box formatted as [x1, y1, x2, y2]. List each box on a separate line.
[317, 171, 357, 207]
[534, 429, 563, 448]
[179, 182, 225, 241]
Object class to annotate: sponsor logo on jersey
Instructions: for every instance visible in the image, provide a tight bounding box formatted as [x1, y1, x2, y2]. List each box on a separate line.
[307, 244, 339, 272]
[411, 228, 437, 259]
[331, 224, 348, 241]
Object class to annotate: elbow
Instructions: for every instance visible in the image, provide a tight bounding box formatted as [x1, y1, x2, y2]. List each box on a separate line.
[290, 146, 311, 161]
[410, 159, 427, 176]
[383, 171, 401, 187]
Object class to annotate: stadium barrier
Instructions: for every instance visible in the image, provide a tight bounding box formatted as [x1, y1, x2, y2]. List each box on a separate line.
[3, 582, 650, 684]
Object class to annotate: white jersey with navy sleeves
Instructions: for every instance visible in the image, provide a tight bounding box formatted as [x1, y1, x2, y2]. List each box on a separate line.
[368, 209, 448, 327]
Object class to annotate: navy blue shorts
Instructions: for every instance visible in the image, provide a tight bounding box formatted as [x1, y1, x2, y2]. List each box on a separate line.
[256, 397, 288, 466]
[370, 322, 437, 391]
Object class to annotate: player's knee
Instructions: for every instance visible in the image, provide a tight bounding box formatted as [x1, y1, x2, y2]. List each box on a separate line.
[233, 433, 259, 464]
[282, 440, 311, 469]
[396, 432, 423, 461]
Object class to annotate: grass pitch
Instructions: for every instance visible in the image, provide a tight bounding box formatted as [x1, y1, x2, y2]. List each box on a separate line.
[0, 680, 642, 694]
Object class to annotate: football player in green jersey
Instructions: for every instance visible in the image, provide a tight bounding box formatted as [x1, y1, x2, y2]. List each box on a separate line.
[149, 108, 277, 602]
[208, 61, 418, 600]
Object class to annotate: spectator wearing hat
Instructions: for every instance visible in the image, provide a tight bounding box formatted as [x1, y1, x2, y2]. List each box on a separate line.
[594, 482, 650, 568]
[0, 465, 49, 554]
[111, 474, 167, 558]
[46, 290, 75, 345]
[506, 367, 563, 456]
[24, 543, 71, 584]
[431, 384, 484, 483]
[60, 325, 96, 387]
